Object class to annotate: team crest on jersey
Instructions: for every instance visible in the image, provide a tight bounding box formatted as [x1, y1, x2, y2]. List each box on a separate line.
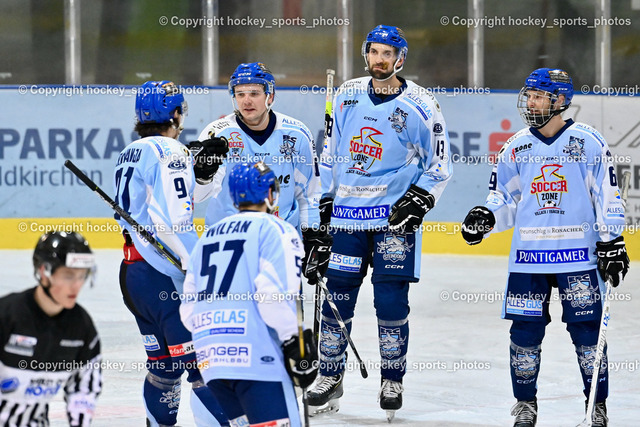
[279, 135, 297, 159]
[228, 131, 244, 157]
[511, 348, 539, 379]
[347, 127, 384, 177]
[377, 233, 413, 263]
[320, 324, 346, 356]
[388, 107, 408, 133]
[566, 274, 596, 309]
[379, 327, 406, 359]
[531, 164, 567, 215]
[4, 334, 37, 357]
[563, 136, 585, 160]
[578, 345, 607, 376]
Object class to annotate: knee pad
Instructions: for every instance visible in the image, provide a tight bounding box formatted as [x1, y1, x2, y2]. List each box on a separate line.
[320, 277, 360, 320]
[566, 320, 600, 347]
[509, 321, 545, 347]
[371, 278, 409, 320]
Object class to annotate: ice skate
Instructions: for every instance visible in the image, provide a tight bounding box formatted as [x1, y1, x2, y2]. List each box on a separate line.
[584, 400, 608, 427]
[510, 399, 537, 427]
[378, 378, 403, 422]
[307, 373, 343, 416]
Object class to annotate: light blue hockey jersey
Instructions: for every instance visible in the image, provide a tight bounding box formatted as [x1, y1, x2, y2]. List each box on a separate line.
[320, 77, 453, 230]
[194, 112, 321, 230]
[180, 211, 304, 384]
[484, 119, 625, 273]
[113, 136, 198, 283]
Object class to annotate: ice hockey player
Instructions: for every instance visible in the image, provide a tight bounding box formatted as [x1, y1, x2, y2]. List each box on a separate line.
[0, 231, 101, 426]
[310, 25, 453, 421]
[114, 80, 228, 426]
[194, 62, 332, 286]
[180, 161, 318, 426]
[462, 68, 629, 427]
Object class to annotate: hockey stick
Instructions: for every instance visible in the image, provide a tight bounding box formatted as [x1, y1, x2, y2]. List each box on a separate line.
[317, 276, 369, 379]
[64, 160, 185, 275]
[314, 69, 335, 343]
[578, 170, 631, 427]
[296, 295, 310, 427]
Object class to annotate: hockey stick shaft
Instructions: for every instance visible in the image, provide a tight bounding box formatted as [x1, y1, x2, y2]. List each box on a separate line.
[317, 277, 369, 378]
[579, 170, 631, 427]
[314, 69, 335, 343]
[296, 294, 310, 427]
[64, 160, 185, 275]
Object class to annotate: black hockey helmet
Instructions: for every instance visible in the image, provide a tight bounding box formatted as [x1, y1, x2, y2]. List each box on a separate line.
[33, 231, 95, 277]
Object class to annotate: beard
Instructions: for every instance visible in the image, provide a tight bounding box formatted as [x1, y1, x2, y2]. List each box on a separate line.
[368, 66, 394, 81]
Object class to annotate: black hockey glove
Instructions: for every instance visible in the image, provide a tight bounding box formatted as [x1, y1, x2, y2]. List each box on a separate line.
[388, 184, 435, 233]
[319, 197, 334, 230]
[595, 236, 629, 287]
[187, 136, 229, 183]
[461, 206, 496, 245]
[301, 228, 333, 285]
[282, 329, 318, 389]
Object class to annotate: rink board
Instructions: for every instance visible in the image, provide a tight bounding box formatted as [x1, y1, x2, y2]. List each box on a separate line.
[3, 87, 639, 257]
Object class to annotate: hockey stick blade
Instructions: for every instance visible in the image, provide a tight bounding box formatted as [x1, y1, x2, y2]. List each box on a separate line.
[317, 277, 369, 378]
[63, 160, 185, 275]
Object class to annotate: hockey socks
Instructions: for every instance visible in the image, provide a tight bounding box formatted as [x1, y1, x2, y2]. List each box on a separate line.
[378, 318, 409, 381]
[191, 381, 229, 426]
[143, 372, 181, 426]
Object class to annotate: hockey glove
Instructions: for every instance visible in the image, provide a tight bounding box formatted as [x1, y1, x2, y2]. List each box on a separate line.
[301, 228, 333, 285]
[388, 184, 435, 233]
[319, 197, 334, 230]
[187, 136, 229, 183]
[595, 236, 629, 287]
[461, 206, 496, 245]
[282, 329, 318, 389]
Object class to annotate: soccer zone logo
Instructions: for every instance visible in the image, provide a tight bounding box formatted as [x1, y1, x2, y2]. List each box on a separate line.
[228, 131, 244, 157]
[566, 274, 596, 309]
[279, 134, 297, 159]
[530, 164, 568, 214]
[388, 107, 408, 133]
[511, 347, 540, 379]
[563, 136, 586, 160]
[377, 233, 413, 263]
[320, 324, 346, 357]
[379, 327, 406, 359]
[347, 127, 384, 176]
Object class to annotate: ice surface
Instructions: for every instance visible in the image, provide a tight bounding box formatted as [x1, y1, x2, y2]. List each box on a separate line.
[2, 250, 638, 426]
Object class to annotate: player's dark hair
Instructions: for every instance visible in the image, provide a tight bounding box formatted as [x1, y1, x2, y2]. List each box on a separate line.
[134, 121, 173, 138]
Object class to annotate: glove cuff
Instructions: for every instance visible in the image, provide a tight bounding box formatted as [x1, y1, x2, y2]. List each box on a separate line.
[409, 184, 435, 210]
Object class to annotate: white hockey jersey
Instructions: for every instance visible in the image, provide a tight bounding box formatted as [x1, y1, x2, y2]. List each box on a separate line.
[113, 136, 198, 283]
[195, 112, 321, 230]
[485, 119, 625, 273]
[320, 77, 452, 230]
[180, 211, 304, 384]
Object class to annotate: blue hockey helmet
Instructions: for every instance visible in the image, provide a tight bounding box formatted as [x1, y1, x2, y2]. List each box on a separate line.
[517, 68, 573, 128]
[228, 62, 276, 97]
[362, 25, 408, 78]
[229, 162, 280, 209]
[523, 68, 573, 105]
[135, 80, 188, 124]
